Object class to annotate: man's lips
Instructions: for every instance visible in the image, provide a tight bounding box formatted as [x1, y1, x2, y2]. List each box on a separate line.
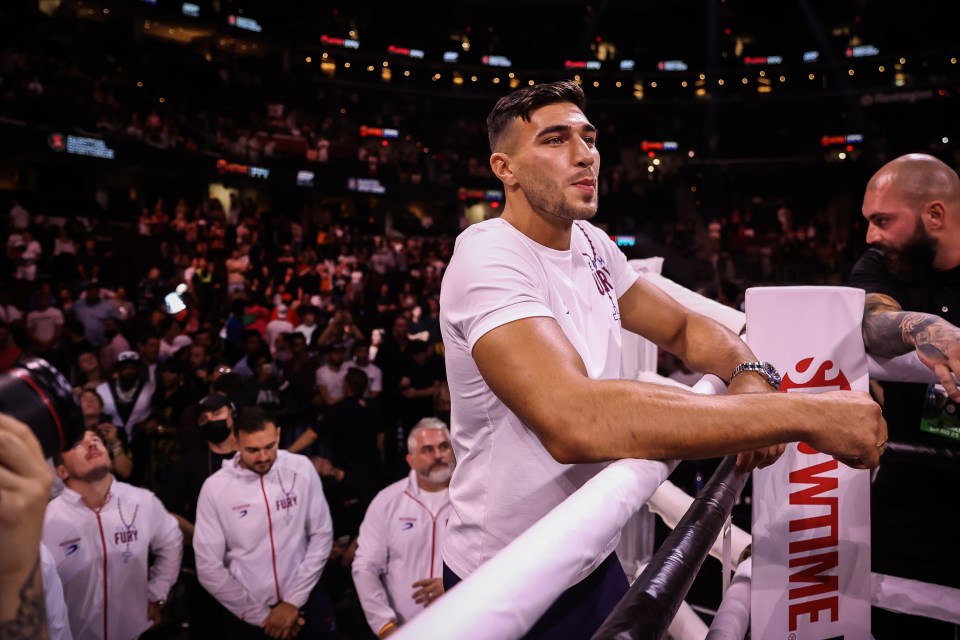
[572, 178, 596, 193]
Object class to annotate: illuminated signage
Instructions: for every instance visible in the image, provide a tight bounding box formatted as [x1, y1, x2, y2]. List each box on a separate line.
[803, 50, 820, 62]
[182, 3, 200, 17]
[640, 140, 679, 151]
[443, 51, 459, 62]
[483, 55, 512, 68]
[320, 34, 359, 49]
[564, 60, 601, 70]
[657, 60, 688, 71]
[744, 56, 783, 65]
[820, 134, 863, 147]
[49, 133, 116, 159]
[348, 178, 386, 194]
[296, 170, 315, 187]
[387, 45, 425, 59]
[612, 235, 636, 247]
[359, 126, 399, 139]
[216, 159, 269, 178]
[228, 15, 262, 33]
[458, 188, 504, 201]
[620, 60, 635, 71]
[846, 45, 879, 58]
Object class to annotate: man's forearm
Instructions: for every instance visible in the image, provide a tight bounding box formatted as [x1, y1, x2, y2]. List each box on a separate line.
[0, 558, 49, 640]
[864, 308, 952, 359]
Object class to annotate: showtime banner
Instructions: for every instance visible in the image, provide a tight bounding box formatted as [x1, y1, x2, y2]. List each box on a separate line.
[747, 287, 871, 640]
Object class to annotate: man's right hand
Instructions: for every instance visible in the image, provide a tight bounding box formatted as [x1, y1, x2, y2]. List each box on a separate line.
[802, 391, 888, 469]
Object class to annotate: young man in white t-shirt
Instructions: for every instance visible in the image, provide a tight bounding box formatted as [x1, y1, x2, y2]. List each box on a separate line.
[438, 80, 887, 638]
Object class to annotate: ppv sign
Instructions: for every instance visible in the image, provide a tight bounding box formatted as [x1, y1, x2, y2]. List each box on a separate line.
[747, 287, 871, 640]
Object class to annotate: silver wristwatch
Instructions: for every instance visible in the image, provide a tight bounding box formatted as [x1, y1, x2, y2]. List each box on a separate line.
[730, 361, 781, 390]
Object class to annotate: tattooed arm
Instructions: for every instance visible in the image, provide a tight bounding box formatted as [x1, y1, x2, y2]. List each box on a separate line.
[0, 413, 52, 640]
[863, 292, 960, 400]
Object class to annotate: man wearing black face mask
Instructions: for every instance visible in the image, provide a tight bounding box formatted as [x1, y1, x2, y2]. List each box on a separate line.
[160, 393, 238, 639]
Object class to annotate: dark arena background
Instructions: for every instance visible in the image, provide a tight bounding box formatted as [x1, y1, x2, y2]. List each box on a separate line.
[1, 0, 958, 638]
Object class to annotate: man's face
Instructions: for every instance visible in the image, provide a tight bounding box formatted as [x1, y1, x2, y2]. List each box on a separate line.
[116, 362, 139, 386]
[189, 345, 208, 369]
[406, 428, 456, 486]
[245, 335, 262, 354]
[393, 317, 408, 340]
[863, 185, 938, 279]
[237, 423, 281, 475]
[328, 348, 346, 366]
[139, 337, 160, 363]
[497, 102, 600, 222]
[58, 430, 111, 483]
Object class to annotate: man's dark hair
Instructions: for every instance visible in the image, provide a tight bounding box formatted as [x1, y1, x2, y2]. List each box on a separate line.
[486, 80, 586, 153]
[344, 367, 369, 397]
[235, 405, 272, 437]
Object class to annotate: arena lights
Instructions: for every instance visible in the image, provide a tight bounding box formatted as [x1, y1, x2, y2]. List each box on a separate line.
[820, 134, 863, 147]
[619, 60, 635, 71]
[296, 170, 315, 187]
[227, 15, 262, 34]
[181, 3, 199, 17]
[483, 55, 512, 68]
[564, 60, 601, 70]
[216, 159, 269, 179]
[658, 60, 688, 71]
[48, 133, 116, 160]
[347, 177, 386, 194]
[359, 126, 399, 139]
[443, 52, 459, 62]
[640, 140, 679, 151]
[320, 34, 359, 49]
[387, 45, 425, 59]
[744, 55, 783, 65]
[611, 235, 636, 247]
[846, 45, 880, 58]
[803, 51, 820, 62]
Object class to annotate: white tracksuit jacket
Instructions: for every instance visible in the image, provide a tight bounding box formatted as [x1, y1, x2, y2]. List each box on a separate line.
[193, 450, 333, 626]
[352, 471, 452, 635]
[42, 478, 183, 640]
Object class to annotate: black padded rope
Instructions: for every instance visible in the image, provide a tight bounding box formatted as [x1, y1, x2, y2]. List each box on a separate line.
[592, 455, 747, 640]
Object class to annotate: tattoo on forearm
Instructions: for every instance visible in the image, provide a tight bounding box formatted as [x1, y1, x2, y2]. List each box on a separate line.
[0, 559, 50, 640]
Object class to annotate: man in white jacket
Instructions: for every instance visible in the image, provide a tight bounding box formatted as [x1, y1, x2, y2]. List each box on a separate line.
[194, 406, 336, 639]
[352, 418, 455, 638]
[42, 430, 183, 640]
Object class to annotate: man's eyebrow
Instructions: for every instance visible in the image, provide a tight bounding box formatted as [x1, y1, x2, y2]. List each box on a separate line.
[534, 123, 597, 138]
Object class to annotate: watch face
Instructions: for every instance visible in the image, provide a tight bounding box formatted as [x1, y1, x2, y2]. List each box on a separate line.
[762, 362, 782, 386]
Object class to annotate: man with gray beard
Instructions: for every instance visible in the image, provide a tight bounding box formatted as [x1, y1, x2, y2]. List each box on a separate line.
[352, 418, 455, 638]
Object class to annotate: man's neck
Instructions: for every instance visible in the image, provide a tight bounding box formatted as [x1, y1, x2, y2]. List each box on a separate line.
[69, 474, 113, 510]
[208, 438, 236, 455]
[416, 477, 449, 493]
[501, 205, 573, 251]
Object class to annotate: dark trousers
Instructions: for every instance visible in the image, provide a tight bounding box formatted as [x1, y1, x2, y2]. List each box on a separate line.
[224, 580, 337, 639]
[443, 552, 628, 640]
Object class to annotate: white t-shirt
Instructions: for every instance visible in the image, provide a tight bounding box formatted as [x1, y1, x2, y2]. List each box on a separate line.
[27, 307, 64, 344]
[439, 217, 638, 581]
[316, 365, 348, 403]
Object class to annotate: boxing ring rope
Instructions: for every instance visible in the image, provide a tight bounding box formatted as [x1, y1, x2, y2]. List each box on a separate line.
[592, 454, 747, 640]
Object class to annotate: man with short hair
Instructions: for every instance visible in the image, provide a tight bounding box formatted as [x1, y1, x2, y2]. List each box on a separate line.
[162, 394, 238, 639]
[42, 430, 183, 640]
[315, 341, 348, 407]
[439, 80, 886, 638]
[351, 340, 383, 400]
[194, 406, 336, 639]
[849, 153, 960, 638]
[352, 418, 455, 639]
[73, 284, 121, 347]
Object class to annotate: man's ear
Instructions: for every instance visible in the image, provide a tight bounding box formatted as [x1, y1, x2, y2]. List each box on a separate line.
[925, 200, 946, 229]
[55, 464, 69, 482]
[490, 153, 518, 186]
